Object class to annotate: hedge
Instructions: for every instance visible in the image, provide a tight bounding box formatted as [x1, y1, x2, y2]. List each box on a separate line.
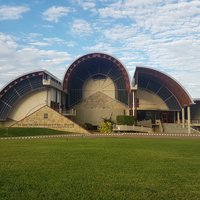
[116, 115, 135, 126]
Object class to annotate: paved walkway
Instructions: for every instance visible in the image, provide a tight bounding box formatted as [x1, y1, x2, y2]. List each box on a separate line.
[1, 132, 200, 140]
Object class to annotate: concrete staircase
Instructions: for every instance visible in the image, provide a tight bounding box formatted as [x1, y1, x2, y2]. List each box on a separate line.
[162, 123, 199, 134]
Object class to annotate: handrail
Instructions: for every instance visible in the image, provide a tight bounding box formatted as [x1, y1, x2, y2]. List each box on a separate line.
[191, 119, 200, 124]
[61, 109, 76, 116]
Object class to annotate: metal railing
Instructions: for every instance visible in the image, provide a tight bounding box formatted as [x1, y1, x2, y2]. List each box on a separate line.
[191, 119, 200, 124]
[61, 109, 76, 116]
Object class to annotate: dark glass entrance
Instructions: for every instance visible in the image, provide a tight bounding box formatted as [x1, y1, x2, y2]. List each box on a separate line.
[137, 110, 176, 124]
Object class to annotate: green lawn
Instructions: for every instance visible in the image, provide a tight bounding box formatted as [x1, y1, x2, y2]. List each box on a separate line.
[0, 138, 200, 200]
[0, 127, 68, 137]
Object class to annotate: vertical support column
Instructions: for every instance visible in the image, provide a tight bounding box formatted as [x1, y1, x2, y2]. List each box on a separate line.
[133, 90, 137, 121]
[133, 71, 138, 122]
[177, 111, 180, 124]
[60, 92, 65, 112]
[173, 112, 176, 123]
[129, 91, 133, 116]
[46, 88, 50, 107]
[182, 107, 185, 128]
[187, 106, 191, 134]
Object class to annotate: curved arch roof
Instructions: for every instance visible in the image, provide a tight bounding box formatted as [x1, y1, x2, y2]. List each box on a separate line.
[0, 71, 45, 121]
[135, 67, 194, 110]
[63, 53, 131, 106]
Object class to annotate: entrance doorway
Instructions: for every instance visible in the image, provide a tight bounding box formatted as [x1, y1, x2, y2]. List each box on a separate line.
[161, 112, 175, 123]
[162, 112, 168, 123]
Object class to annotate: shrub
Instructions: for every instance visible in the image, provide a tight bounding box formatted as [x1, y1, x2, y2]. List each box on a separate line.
[98, 122, 113, 133]
[83, 123, 94, 130]
[102, 113, 114, 124]
[116, 115, 135, 126]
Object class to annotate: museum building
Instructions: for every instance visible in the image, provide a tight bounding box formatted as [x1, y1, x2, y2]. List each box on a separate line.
[0, 53, 200, 133]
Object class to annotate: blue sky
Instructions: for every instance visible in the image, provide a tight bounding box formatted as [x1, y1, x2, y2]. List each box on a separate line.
[0, 0, 200, 98]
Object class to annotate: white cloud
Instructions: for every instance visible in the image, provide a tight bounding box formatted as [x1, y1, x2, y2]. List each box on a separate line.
[102, 25, 138, 41]
[0, 32, 72, 89]
[134, 1, 200, 35]
[43, 37, 77, 47]
[170, 71, 200, 98]
[65, 40, 77, 47]
[0, 5, 30, 20]
[25, 34, 77, 48]
[29, 42, 49, 46]
[82, 2, 96, 10]
[147, 39, 200, 71]
[98, 1, 125, 19]
[81, 1, 96, 10]
[83, 42, 117, 54]
[71, 19, 92, 36]
[74, 0, 96, 10]
[42, 6, 71, 22]
[43, 37, 67, 45]
[0, 33, 18, 55]
[28, 33, 43, 38]
[98, 0, 200, 36]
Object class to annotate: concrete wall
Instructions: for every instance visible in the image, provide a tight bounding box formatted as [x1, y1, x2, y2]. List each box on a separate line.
[83, 77, 115, 99]
[8, 87, 62, 122]
[137, 89, 169, 111]
[73, 91, 128, 125]
[72, 77, 128, 125]
[8, 89, 47, 121]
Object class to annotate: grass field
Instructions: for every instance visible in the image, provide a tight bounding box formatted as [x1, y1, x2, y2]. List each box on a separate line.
[0, 137, 200, 200]
[0, 127, 68, 137]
